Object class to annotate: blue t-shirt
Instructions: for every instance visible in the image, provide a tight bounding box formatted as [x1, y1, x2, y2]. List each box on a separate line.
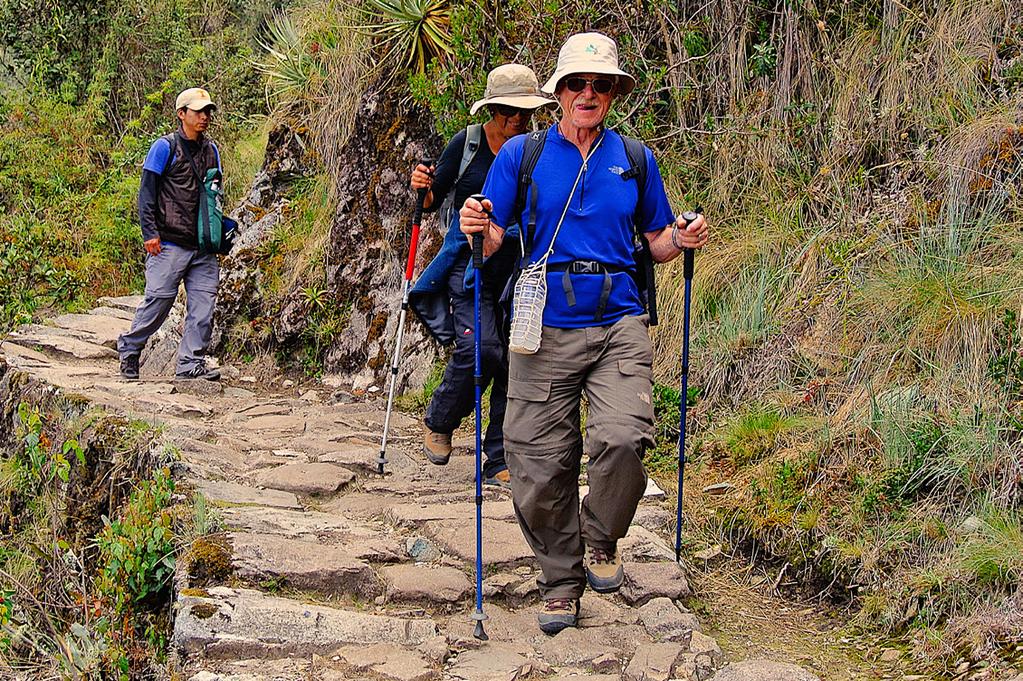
[482, 124, 675, 328]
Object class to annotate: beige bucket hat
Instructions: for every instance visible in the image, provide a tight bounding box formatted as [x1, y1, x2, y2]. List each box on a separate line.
[175, 87, 216, 111]
[541, 32, 636, 95]
[469, 64, 555, 116]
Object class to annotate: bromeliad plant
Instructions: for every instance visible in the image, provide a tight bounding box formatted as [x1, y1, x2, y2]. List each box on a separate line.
[358, 0, 453, 74]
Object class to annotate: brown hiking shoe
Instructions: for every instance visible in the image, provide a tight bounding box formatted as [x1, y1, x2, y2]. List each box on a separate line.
[422, 424, 451, 465]
[537, 597, 579, 635]
[483, 468, 511, 489]
[584, 545, 624, 593]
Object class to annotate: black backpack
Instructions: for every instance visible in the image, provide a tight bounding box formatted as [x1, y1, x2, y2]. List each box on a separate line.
[509, 128, 658, 325]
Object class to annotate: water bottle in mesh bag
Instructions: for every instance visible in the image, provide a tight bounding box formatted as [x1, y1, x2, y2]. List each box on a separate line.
[508, 261, 547, 354]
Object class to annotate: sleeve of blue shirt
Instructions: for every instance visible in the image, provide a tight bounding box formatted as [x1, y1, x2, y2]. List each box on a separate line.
[481, 136, 525, 239]
[138, 137, 172, 242]
[639, 147, 677, 233]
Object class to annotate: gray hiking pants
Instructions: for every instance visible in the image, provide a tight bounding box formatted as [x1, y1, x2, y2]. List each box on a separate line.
[117, 242, 219, 373]
[503, 314, 655, 600]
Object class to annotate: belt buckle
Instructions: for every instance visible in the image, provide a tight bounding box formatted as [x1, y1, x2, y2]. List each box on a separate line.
[574, 261, 599, 275]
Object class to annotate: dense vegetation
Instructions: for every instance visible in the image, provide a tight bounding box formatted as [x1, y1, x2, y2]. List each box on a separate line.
[0, 0, 267, 330]
[1, 0, 1022, 677]
[0, 0, 264, 675]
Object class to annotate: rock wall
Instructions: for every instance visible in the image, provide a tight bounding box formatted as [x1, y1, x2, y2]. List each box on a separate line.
[214, 85, 446, 393]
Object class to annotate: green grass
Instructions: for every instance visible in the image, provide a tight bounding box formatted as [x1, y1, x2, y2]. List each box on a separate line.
[962, 506, 1023, 588]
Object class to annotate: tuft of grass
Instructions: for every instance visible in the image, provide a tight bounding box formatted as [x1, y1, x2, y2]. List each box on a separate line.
[961, 506, 1023, 587]
[395, 360, 447, 413]
[719, 407, 807, 466]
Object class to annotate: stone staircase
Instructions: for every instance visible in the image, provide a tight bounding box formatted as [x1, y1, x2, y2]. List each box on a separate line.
[1, 297, 821, 681]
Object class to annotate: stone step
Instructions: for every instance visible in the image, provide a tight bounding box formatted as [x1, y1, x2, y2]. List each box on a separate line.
[380, 564, 472, 605]
[229, 532, 382, 597]
[89, 305, 136, 321]
[425, 518, 535, 568]
[174, 586, 438, 660]
[52, 312, 130, 347]
[7, 325, 118, 360]
[97, 294, 144, 313]
[250, 462, 356, 496]
[197, 480, 302, 510]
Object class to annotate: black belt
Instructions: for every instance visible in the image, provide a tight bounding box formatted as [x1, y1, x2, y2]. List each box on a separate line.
[547, 260, 633, 321]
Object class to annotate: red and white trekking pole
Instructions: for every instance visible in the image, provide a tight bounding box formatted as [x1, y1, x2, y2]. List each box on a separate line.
[378, 157, 433, 475]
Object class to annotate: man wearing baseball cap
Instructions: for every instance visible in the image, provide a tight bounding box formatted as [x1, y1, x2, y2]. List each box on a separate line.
[460, 33, 709, 633]
[117, 87, 224, 381]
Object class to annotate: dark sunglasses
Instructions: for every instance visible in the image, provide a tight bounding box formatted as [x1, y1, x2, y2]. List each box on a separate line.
[493, 104, 531, 117]
[564, 76, 616, 94]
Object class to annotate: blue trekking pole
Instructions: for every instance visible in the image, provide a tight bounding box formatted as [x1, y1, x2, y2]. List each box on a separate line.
[468, 194, 489, 641]
[675, 211, 699, 563]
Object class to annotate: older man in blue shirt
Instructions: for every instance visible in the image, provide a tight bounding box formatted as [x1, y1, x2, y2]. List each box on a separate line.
[460, 32, 709, 634]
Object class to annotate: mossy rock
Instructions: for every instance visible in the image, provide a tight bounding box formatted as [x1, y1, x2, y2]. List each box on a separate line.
[183, 534, 233, 587]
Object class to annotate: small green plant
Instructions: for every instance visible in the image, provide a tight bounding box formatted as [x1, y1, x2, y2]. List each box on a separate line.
[749, 41, 777, 77]
[96, 468, 176, 615]
[396, 360, 447, 412]
[189, 492, 222, 538]
[0, 588, 13, 652]
[13, 402, 85, 489]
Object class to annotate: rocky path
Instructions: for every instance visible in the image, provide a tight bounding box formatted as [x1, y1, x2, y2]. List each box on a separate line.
[1, 298, 820, 681]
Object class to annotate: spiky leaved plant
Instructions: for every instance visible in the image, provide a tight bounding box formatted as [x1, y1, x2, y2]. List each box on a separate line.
[359, 0, 452, 74]
[255, 10, 322, 107]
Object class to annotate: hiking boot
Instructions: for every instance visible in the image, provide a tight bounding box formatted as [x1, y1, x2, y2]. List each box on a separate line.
[584, 544, 624, 593]
[483, 468, 511, 489]
[422, 424, 451, 465]
[120, 353, 140, 381]
[537, 597, 579, 635]
[175, 362, 221, 381]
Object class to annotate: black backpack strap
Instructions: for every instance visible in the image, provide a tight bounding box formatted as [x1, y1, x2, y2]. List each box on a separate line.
[620, 135, 658, 326]
[513, 128, 549, 258]
[160, 133, 178, 175]
[620, 135, 648, 231]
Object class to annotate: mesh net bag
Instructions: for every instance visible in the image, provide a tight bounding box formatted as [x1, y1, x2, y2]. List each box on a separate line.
[508, 260, 547, 354]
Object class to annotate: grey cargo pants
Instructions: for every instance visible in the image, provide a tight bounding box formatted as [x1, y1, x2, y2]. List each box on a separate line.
[117, 242, 219, 374]
[504, 314, 655, 600]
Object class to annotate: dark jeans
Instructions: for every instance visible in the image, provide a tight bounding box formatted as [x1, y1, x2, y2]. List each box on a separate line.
[424, 259, 508, 478]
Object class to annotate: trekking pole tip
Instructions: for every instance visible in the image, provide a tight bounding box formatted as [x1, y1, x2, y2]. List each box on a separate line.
[473, 620, 489, 641]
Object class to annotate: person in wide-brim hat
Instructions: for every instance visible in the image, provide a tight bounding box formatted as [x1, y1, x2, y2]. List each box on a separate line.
[407, 63, 553, 491]
[458, 30, 710, 636]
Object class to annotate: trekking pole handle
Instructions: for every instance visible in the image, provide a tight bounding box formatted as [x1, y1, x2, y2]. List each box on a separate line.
[681, 211, 699, 280]
[468, 194, 491, 269]
[413, 157, 434, 221]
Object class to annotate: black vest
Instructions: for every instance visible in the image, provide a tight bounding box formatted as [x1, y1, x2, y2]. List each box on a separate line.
[156, 132, 219, 249]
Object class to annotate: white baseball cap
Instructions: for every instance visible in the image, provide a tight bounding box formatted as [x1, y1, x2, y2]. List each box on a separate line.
[175, 87, 216, 111]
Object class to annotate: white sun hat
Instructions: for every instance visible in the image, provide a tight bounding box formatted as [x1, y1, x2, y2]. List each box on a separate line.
[541, 32, 636, 95]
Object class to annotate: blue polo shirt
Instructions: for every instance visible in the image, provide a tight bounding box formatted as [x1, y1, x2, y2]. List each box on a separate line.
[482, 124, 675, 328]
